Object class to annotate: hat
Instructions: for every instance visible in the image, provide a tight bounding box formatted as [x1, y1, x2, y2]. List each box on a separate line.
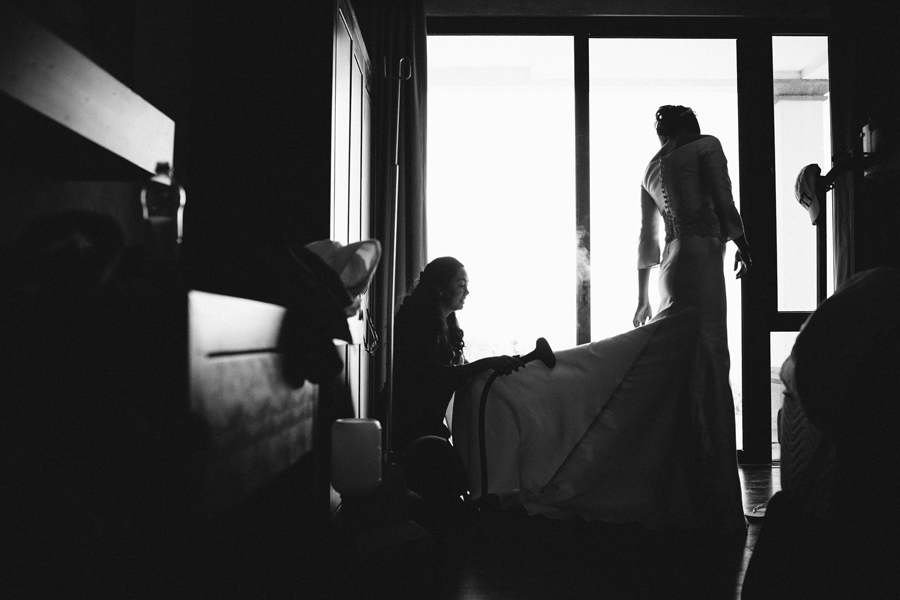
[305, 239, 382, 302]
[794, 163, 823, 225]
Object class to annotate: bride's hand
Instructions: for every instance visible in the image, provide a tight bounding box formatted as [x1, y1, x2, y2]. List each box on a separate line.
[633, 302, 652, 328]
[734, 249, 752, 279]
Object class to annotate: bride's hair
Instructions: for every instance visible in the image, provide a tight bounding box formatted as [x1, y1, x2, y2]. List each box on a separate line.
[655, 105, 701, 137]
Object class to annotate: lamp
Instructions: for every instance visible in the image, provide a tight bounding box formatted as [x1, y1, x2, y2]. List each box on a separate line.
[795, 121, 899, 227]
[331, 418, 382, 497]
[140, 161, 186, 261]
[862, 120, 900, 179]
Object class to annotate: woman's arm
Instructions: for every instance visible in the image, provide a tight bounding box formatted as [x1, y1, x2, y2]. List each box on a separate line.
[700, 136, 745, 242]
[732, 234, 752, 279]
[453, 355, 524, 380]
[638, 187, 661, 269]
[634, 185, 659, 327]
[633, 267, 653, 327]
[699, 137, 753, 278]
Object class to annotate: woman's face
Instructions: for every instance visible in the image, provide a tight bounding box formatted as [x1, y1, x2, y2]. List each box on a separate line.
[440, 267, 469, 314]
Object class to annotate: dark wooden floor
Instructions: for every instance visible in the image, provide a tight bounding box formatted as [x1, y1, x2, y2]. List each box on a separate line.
[256, 464, 781, 600]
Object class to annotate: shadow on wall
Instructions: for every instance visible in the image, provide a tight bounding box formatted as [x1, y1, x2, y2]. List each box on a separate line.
[0, 180, 148, 247]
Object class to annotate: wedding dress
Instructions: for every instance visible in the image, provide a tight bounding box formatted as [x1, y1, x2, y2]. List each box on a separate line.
[452, 135, 747, 533]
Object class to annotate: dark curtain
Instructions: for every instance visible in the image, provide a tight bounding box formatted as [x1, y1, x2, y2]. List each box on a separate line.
[363, 0, 428, 394]
[828, 0, 900, 285]
[828, 2, 859, 288]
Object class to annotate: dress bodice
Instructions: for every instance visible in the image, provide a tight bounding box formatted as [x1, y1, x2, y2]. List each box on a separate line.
[652, 155, 724, 243]
[638, 135, 745, 269]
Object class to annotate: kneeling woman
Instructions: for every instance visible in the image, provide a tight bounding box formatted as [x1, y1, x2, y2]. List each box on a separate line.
[389, 257, 523, 501]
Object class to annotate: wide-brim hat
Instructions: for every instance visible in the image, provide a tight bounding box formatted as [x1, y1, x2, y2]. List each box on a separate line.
[305, 239, 382, 299]
[794, 163, 823, 225]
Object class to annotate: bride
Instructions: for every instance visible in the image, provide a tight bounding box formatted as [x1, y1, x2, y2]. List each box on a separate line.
[453, 105, 752, 534]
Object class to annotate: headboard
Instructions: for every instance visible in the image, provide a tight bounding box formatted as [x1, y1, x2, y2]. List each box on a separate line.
[188, 290, 320, 519]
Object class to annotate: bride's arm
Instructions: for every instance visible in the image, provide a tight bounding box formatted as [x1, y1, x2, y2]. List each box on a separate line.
[732, 234, 752, 278]
[635, 186, 658, 327]
[633, 267, 653, 327]
[638, 187, 661, 269]
[700, 136, 745, 242]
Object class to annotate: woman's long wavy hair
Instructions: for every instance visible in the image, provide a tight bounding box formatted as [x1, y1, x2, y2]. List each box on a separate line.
[397, 256, 465, 366]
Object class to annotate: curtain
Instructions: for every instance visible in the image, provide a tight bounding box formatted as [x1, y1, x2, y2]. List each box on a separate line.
[365, 0, 428, 395]
[827, 3, 857, 288]
[828, 0, 900, 285]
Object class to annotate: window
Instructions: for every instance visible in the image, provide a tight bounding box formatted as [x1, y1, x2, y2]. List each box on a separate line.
[772, 36, 832, 310]
[588, 38, 742, 442]
[428, 36, 575, 357]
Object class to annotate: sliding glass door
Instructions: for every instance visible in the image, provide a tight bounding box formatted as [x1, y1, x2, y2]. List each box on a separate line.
[426, 26, 832, 462]
[589, 39, 740, 337]
[769, 35, 831, 461]
[588, 38, 743, 442]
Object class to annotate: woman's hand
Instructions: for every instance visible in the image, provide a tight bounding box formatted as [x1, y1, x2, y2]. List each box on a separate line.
[734, 248, 752, 279]
[633, 301, 653, 328]
[460, 355, 525, 380]
[485, 355, 525, 376]
[732, 235, 752, 279]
